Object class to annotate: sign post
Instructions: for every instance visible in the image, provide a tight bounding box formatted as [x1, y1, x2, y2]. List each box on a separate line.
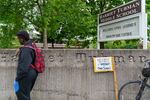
[93, 57, 118, 100]
[141, 0, 147, 49]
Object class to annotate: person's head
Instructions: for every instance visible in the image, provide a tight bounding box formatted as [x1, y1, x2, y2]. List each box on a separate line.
[16, 30, 30, 45]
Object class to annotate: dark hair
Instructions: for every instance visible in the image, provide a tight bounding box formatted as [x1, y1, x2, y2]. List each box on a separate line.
[17, 30, 30, 41]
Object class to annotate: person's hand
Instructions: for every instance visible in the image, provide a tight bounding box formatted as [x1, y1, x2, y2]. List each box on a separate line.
[14, 80, 19, 92]
[15, 48, 20, 57]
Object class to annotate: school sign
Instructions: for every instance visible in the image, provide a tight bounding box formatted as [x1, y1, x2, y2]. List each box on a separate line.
[97, 0, 147, 49]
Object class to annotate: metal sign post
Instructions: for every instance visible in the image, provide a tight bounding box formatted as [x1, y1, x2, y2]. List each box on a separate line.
[141, 0, 147, 49]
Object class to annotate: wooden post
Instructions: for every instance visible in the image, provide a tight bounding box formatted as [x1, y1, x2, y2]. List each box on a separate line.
[113, 67, 119, 100]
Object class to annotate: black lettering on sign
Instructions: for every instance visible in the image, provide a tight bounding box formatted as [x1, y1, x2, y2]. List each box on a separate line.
[76, 53, 86, 62]
[128, 55, 135, 62]
[48, 55, 54, 62]
[139, 56, 146, 62]
[114, 56, 125, 63]
[10, 55, 17, 62]
[58, 53, 63, 62]
[1, 54, 7, 62]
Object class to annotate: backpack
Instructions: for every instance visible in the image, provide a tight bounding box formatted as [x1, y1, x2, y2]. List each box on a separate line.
[24, 43, 45, 73]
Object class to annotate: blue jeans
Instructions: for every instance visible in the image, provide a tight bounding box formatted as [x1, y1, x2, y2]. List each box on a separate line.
[15, 68, 38, 100]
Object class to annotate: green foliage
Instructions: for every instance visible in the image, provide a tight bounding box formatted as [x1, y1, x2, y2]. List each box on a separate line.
[48, 0, 94, 44]
[0, 26, 14, 48]
[147, 0, 150, 41]
[105, 40, 140, 49]
[0, 0, 29, 48]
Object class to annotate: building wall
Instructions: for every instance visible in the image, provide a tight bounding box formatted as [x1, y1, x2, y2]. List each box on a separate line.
[0, 49, 150, 100]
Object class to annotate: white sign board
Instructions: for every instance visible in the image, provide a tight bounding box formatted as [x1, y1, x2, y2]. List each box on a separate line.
[97, 0, 147, 49]
[93, 57, 114, 72]
[99, 16, 140, 41]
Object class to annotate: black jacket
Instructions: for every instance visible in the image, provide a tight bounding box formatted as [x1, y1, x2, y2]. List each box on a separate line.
[16, 40, 35, 81]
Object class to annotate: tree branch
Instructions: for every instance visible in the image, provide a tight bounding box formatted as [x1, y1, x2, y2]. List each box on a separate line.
[35, 0, 43, 17]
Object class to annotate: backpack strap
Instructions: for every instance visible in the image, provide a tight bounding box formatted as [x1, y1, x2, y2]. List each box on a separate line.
[31, 42, 37, 48]
[23, 45, 34, 49]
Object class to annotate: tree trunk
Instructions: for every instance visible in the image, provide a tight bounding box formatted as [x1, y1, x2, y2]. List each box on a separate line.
[43, 27, 48, 49]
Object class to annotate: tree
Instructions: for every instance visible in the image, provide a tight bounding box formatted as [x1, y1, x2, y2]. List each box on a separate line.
[5, 0, 94, 48]
[0, 0, 24, 48]
[0, 0, 149, 49]
[146, 0, 150, 41]
[46, 0, 94, 48]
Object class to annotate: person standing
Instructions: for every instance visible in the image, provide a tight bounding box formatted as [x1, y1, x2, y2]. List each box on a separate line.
[14, 30, 38, 100]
